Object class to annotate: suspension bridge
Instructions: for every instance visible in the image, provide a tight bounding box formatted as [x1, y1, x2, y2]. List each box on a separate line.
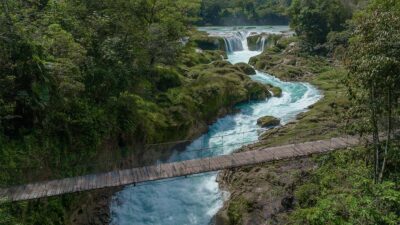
[0, 135, 363, 203]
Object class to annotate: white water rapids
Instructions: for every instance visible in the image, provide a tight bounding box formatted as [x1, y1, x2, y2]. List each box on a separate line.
[110, 26, 322, 225]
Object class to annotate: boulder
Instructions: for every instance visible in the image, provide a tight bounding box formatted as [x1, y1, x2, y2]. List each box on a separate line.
[257, 116, 281, 128]
[247, 34, 263, 51]
[212, 60, 233, 68]
[234, 63, 256, 75]
[191, 34, 225, 51]
[245, 81, 271, 101]
[268, 85, 282, 97]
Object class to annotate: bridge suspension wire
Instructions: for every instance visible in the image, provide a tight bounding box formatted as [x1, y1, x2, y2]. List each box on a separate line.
[0, 130, 263, 187]
[144, 128, 265, 147]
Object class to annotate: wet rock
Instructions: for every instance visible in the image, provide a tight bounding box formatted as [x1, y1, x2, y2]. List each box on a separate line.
[257, 116, 281, 128]
[245, 81, 271, 101]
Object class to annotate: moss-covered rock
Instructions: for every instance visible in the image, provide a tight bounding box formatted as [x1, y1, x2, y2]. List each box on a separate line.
[247, 34, 284, 51]
[179, 48, 226, 69]
[245, 81, 271, 101]
[249, 37, 330, 81]
[212, 60, 233, 68]
[234, 63, 256, 75]
[257, 116, 281, 128]
[247, 34, 263, 51]
[191, 31, 225, 51]
[268, 85, 283, 97]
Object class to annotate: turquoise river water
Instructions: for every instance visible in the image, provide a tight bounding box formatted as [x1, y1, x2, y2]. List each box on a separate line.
[110, 26, 322, 225]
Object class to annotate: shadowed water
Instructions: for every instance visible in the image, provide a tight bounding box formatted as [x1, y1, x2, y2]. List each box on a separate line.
[110, 26, 322, 225]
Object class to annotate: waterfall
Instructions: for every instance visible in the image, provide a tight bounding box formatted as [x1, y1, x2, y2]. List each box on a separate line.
[223, 36, 243, 53]
[255, 36, 267, 52]
[260, 36, 266, 52]
[223, 31, 249, 53]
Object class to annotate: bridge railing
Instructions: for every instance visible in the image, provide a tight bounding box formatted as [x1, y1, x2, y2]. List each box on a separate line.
[0, 129, 262, 187]
[0, 128, 365, 189]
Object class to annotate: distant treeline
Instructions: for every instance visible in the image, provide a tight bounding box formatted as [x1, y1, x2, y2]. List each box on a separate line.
[198, 0, 292, 26]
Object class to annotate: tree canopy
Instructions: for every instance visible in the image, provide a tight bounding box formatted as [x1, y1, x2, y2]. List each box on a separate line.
[198, 0, 292, 25]
[289, 0, 352, 51]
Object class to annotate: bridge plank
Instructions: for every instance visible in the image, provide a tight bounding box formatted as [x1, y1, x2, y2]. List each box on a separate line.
[332, 138, 347, 148]
[90, 175, 98, 190]
[102, 172, 112, 188]
[64, 177, 75, 194]
[9, 185, 23, 202]
[18, 184, 32, 201]
[82, 176, 91, 192]
[29, 183, 41, 200]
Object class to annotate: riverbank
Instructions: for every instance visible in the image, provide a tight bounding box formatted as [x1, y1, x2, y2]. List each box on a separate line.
[215, 39, 351, 224]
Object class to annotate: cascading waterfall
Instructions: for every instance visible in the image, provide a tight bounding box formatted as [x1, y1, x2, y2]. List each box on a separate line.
[255, 36, 267, 52]
[224, 36, 243, 53]
[110, 26, 321, 225]
[260, 36, 267, 52]
[223, 31, 249, 53]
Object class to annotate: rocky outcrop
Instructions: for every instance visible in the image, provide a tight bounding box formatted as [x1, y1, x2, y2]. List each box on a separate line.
[245, 82, 271, 101]
[191, 32, 226, 51]
[234, 63, 256, 75]
[247, 34, 283, 51]
[215, 158, 315, 225]
[268, 85, 283, 97]
[257, 116, 281, 128]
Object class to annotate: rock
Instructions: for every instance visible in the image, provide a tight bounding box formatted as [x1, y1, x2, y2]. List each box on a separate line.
[269, 86, 282, 97]
[191, 34, 225, 51]
[257, 116, 281, 128]
[245, 81, 271, 101]
[259, 127, 281, 140]
[212, 60, 233, 68]
[234, 63, 256, 75]
[281, 196, 295, 210]
[282, 58, 296, 66]
[247, 34, 262, 51]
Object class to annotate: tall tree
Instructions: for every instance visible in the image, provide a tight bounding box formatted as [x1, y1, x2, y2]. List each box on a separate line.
[345, 0, 400, 182]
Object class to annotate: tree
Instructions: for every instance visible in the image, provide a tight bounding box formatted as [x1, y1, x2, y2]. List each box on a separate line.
[289, 0, 351, 51]
[345, 0, 400, 183]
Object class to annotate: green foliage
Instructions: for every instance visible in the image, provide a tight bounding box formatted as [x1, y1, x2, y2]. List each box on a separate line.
[345, 0, 400, 182]
[289, 0, 352, 52]
[198, 0, 291, 26]
[290, 148, 400, 225]
[227, 197, 252, 225]
[0, 0, 229, 224]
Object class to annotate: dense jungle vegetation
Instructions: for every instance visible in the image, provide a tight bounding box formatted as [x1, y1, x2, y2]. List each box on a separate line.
[1, 0, 399, 224]
[198, 0, 291, 25]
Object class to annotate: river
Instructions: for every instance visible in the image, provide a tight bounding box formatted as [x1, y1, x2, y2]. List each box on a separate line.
[110, 26, 322, 225]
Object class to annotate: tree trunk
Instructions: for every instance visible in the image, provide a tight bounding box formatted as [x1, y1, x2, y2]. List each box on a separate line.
[379, 89, 392, 183]
[371, 85, 381, 183]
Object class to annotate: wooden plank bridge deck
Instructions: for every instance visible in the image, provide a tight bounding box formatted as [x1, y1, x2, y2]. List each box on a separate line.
[0, 136, 361, 202]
